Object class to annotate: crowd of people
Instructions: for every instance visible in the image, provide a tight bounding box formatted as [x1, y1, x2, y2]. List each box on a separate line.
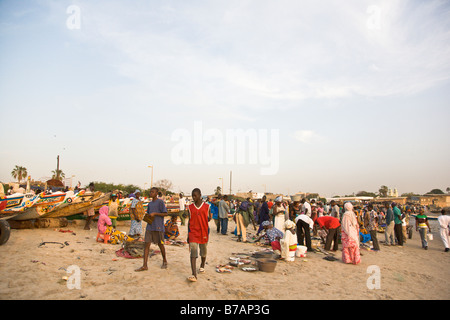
[92, 186, 450, 281]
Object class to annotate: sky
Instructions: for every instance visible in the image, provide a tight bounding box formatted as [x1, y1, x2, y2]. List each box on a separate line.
[0, 0, 449, 197]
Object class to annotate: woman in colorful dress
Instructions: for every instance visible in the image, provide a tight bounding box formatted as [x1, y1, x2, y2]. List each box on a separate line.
[129, 190, 145, 239]
[273, 196, 286, 233]
[341, 202, 361, 265]
[256, 221, 284, 253]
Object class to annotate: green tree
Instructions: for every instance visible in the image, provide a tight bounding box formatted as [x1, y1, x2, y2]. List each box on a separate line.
[51, 169, 65, 181]
[378, 185, 389, 197]
[214, 186, 222, 195]
[356, 191, 377, 197]
[426, 189, 444, 195]
[306, 193, 319, 200]
[87, 181, 142, 195]
[11, 165, 27, 184]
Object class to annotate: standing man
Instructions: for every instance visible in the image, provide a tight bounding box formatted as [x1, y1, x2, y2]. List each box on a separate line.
[135, 187, 168, 271]
[392, 202, 404, 247]
[365, 204, 380, 251]
[179, 193, 187, 226]
[108, 193, 119, 229]
[257, 195, 270, 236]
[330, 200, 340, 220]
[301, 198, 312, 217]
[83, 183, 95, 230]
[209, 197, 220, 233]
[384, 202, 395, 246]
[235, 198, 251, 242]
[438, 209, 450, 252]
[218, 195, 230, 235]
[187, 188, 211, 282]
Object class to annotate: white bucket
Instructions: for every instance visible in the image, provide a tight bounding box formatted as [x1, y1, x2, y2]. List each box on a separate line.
[286, 251, 296, 262]
[428, 233, 433, 241]
[296, 245, 307, 257]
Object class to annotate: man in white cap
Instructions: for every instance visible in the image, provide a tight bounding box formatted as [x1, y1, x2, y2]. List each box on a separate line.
[129, 189, 144, 239]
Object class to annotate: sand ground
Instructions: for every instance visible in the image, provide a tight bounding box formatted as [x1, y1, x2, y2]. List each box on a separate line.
[0, 217, 449, 300]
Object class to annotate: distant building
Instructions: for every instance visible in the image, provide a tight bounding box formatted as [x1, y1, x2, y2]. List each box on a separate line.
[325, 196, 374, 203]
[375, 197, 407, 205]
[419, 194, 450, 209]
[388, 188, 399, 197]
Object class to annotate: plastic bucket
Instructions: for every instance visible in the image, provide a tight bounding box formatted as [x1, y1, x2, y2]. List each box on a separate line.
[296, 245, 307, 257]
[286, 251, 296, 262]
[256, 258, 277, 272]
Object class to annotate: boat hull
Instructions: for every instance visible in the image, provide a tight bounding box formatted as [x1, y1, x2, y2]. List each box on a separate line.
[10, 193, 67, 221]
[41, 192, 110, 219]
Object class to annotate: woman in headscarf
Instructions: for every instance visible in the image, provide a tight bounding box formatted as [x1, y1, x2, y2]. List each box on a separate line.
[256, 221, 284, 251]
[341, 202, 361, 265]
[280, 220, 297, 261]
[97, 206, 112, 235]
[273, 196, 286, 233]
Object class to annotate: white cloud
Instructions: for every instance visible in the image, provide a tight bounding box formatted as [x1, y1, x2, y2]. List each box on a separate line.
[52, 0, 450, 122]
[293, 130, 325, 144]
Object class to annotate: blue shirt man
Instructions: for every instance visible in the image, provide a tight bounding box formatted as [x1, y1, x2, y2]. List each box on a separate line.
[146, 198, 167, 232]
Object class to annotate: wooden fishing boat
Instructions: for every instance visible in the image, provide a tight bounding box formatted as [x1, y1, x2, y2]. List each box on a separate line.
[10, 192, 68, 221]
[0, 193, 26, 210]
[0, 193, 40, 219]
[1, 194, 40, 213]
[42, 192, 111, 219]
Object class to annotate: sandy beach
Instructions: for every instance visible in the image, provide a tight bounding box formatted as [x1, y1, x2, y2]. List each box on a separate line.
[0, 218, 449, 300]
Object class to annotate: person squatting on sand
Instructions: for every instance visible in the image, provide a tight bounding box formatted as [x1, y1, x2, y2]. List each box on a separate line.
[255, 221, 283, 253]
[97, 205, 133, 244]
[280, 220, 297, 261]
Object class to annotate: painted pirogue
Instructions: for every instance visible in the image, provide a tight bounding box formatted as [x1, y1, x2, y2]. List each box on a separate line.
[1, 191, 180, 221]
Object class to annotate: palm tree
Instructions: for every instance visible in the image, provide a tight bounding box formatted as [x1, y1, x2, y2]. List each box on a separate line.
[51, 169, 65, 181]
[11, 165, 28, 184]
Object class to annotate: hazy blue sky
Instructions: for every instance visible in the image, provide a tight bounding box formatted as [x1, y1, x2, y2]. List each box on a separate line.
[1, 0, 449, 197]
